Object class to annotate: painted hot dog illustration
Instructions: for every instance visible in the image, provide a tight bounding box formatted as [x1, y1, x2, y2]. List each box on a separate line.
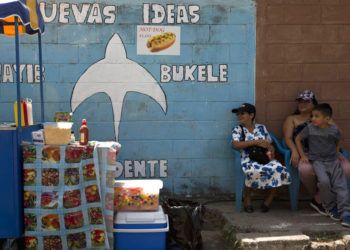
[146, 32, 176, 52]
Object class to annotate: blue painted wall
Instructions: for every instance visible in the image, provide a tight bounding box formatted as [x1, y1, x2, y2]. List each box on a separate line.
[0, 0, 256, 195]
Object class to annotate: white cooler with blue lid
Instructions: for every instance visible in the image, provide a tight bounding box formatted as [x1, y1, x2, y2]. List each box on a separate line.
[114, 206, 168, 250]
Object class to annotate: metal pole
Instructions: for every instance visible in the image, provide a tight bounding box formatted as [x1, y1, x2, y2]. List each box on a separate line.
[15, 17, 21, 139]
[38, 32, 44, 122]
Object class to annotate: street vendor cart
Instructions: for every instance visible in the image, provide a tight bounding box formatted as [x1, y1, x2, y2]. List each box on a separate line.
[0, 0, 45, 238]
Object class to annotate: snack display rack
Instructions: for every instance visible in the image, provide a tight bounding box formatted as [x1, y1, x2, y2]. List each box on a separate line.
[0, 0, 45, 238]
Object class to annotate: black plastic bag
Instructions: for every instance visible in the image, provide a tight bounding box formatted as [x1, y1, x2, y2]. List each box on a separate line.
[163, 198, 205, 250]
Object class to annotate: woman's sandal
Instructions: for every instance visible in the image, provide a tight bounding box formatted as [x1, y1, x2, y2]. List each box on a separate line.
[260, 203, 270, 213]
[244, 205, 254, 213]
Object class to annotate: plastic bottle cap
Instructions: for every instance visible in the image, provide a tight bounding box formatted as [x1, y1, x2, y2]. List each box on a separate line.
[82, 119, 87, 125]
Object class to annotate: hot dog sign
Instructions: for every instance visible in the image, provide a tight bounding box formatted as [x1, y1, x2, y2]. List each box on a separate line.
[137, 25, 180, 55]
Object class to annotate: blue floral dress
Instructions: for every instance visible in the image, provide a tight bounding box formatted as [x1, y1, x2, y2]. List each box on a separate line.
[232, 124, 291, 189]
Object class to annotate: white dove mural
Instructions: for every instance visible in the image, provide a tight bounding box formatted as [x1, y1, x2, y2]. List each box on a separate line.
[71, 33, 167, 140]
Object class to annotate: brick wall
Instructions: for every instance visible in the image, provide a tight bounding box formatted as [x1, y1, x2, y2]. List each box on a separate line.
[256, 0, 350, 150]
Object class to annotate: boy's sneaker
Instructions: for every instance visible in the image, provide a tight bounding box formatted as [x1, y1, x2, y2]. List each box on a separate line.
[327, 206, 341, 221]
[310, 199, 327, 216]
[341, 215, 350, 227]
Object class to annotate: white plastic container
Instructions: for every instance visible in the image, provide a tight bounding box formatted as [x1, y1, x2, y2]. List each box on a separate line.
[114, 206, 168, 250]
[43, 122, 73, 145]
[114, 179, 163, 211]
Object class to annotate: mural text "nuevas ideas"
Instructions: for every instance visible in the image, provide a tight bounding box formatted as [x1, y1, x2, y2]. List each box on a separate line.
[39, 2, 116, 24]
[143, 4, 200, 24]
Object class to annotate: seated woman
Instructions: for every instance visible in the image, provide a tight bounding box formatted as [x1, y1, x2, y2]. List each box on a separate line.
[232, 103, 291, 213]
[283, 90, 350, 214]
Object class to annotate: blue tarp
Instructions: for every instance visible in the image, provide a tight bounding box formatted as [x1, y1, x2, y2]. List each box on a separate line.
[0, 0, 44, 35]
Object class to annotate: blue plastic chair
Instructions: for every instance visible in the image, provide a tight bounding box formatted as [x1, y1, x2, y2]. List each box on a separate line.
[233, 133, 299, 211]
[271, 133, 300, 211]
[232, 149, 245, 212]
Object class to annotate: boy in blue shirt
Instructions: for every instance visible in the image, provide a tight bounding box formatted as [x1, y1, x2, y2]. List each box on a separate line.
[296, 103, 350, 227]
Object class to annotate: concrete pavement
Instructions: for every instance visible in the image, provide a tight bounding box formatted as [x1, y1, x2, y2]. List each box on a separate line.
[202, 200, 350, 249]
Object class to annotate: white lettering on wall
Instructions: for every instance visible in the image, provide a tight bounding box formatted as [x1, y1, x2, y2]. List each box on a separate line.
[143, 4, 150, 24]
[167, 5, 175, 24]
[40, 3, 57, 22]
[189, 5, 200, 23]
[103, 5, 116, 24]
[159, 160, 167, 177]
[177, 6, 189, 24]
[72, 4, 90, 24]
[40, 2, 117, 24]
[160, 64, 228, 83]
[13, 64, 26, 83]
[160, 65, 171, 82]
[2, 64, 13, 83]
[115, 160, 168, 178]
[27, 64, 34, 83]
[59, 3, 70, 23]
[87, 4, 103, 24]
[0, 64, 44, 84]
[151, 4, 165, 24]
[143, 4, 200, 24]
[185, 65, 196, 81]
[124, 160, 134, 178]
[135, 161, 146, 177]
